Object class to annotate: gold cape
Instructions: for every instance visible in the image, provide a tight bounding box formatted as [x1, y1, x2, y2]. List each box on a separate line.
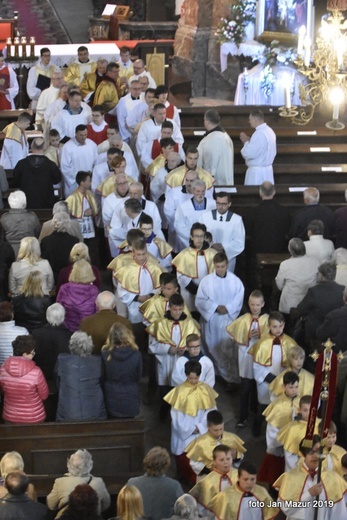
[185, 431, 246, 468]
[274, 461, 347, 503]
[190, 468, 238, 507]
[146, 154, 166, 177]
[165, 165, 215, 190]
[118, 62, 134, 80]
[120, 237, 172, 259]
[64, 61, 97, 85]
[146, 315, 200, 348]
[263, 394, 300, 429]
[66, 189, 99, 218]
[139, 292, 191, 324]
[114, 259, 164, 294]
[226, 312, 269, 346]
[277, 419, 321, 455]
[108, 251, 160, 274]
[80, 70, 99, 98]
[323, 444, 346, 474]
[163, 381, 218, 416]
[269, 367, 314, 398]
[2, 123, 26, 145]
[94, 79, 122, 112]
[96, 173, 134, 197]
[171, 247, 217, 279]
[249, 334, 297, 367]
[208, 483, 279, 520]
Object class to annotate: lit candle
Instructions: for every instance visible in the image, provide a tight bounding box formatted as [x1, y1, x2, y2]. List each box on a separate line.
[285, 84, 291, 109]
[333, 103, 339, 120]
[297, 25, 306, 56]
[304, 36, 311, 67]
[13, 37, 19, 59]
[6, 38, 12, 59]
[29, 36, 36, 59]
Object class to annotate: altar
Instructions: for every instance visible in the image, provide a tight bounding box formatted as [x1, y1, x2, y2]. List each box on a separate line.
[234, 63, 305, 106]
[5, 42, 120, 69]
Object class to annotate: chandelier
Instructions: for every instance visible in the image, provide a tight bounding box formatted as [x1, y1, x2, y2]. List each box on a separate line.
[279, 1, 347, 128]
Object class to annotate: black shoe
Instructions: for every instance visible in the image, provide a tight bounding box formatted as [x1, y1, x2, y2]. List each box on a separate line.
[237, 419, 247, 428]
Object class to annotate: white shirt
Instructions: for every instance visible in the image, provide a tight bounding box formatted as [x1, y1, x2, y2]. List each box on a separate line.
[174, 197, 216, 250]
[116, 93, 142, 140]
[60, 138, 97, 196]
[51, 106, 92, 139]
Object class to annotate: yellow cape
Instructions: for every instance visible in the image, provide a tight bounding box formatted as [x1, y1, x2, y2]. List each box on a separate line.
[146, 315, 200, 348]
[2, 122, 26, 145]
[249, 334, 297, 367]
[185, 431, 246, 467]
[171, 247, 217, 279]
[226, 313, 269, 346]
[66, 189, 99, 218]
[190, 468, 238, 508]
[146, 154, 166, 177]
[208, 483, 279, 520]
[323, 444, 346, 474]
[64, 61, 97, 85]
[165, 165, 215, 190]
[277, 419, 321, 455]
[164, 381, 218, 416]
[274, 461, 347, 503]
[263, 394, 300, 429]
[269, 367, 314, 398]
[114, 259, 164, 293]
[139, 292, 191, 324]
[96, 173, 134, 197]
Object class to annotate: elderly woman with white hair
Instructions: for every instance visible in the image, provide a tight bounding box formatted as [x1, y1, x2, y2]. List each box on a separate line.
[9, 236, 54, 296]
[46, 448, 110, 519]
[0, 451, 36, 500]
[39, 201, 83, 242]
[55, 331, 106, 422]
[163, 494, 207, 520]
[32, 303, 72, 384]
[40, 212, 80, 281]
[0, 190, 41, 256]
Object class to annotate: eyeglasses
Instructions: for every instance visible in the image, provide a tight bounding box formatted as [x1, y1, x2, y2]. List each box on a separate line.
[192, 234, 205, 239]
[307, 449, 320, 454]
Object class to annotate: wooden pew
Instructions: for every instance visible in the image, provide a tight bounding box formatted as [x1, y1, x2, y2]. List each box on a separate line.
[0, 419, 145, 497]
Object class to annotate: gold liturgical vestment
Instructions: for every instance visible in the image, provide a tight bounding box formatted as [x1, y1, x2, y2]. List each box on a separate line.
[185, 431, 246, 468]
[164, 381, 218, 416]
[166, 165, 215, 190]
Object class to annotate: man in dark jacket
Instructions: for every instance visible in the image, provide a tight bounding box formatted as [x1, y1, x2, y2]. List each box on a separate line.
[13, 137, 61, 209]
[0, 470, 48, 519]
[293, 261, 344, 359]
[316, 286, 347, 353]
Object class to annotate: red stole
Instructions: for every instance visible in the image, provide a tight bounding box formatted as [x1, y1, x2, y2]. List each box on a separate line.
[0, 66, 11, 110]
[151, 139, 179, 160]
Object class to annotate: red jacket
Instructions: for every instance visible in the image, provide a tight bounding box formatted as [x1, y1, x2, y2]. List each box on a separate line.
[0, 356, 49, 423]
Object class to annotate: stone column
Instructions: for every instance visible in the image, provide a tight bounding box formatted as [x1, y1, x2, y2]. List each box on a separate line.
[173, 0, 239, 99]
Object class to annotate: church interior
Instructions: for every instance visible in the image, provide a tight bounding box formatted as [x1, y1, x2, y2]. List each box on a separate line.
[0, 0, 346, 518]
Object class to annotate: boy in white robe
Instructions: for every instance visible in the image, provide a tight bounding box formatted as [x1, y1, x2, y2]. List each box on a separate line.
[171, 333, 215, 388]
[195, 252, 244, 384]
[164, 360, 218, 482]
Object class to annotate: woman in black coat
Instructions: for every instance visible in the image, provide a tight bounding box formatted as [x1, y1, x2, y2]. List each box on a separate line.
[12, 270, 51, 333]
[101, 323, 142, 418]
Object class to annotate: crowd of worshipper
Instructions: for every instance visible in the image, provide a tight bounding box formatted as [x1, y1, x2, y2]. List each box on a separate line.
[0, 44, 347, 519]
